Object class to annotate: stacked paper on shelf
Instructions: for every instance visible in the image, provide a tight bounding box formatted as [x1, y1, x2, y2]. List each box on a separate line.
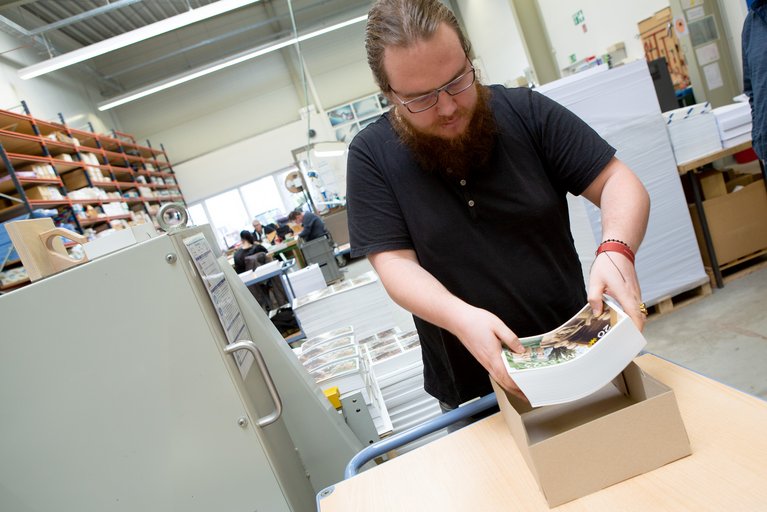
[359, 327, 444, 455]
[502, 298, 646, 407]
[712, 103, 752, 149]
[252, 259, 281, 277]
[287, 263, 326, 299]
[537, 60, 708, 306]
[292, 271, 395, 341]
[359, 328, 422, 377]
[297, 330, 372, 402]
[662, 102, 723, 164]
[309, 357, 371, 403]
[296, 325, 392, 436]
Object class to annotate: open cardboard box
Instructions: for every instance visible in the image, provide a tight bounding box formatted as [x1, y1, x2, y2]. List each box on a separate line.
[688, 179, 767, 266]
[491, 361, 692, 507]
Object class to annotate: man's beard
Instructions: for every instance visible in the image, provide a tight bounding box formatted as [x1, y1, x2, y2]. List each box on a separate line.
[390, 85, 497, 180]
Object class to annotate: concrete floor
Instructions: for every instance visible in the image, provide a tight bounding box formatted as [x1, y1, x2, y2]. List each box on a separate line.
[341, 258, 767, 401]
[643, 266, 767, 401]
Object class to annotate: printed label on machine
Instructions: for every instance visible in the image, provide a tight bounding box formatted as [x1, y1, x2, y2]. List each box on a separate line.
[183, 232, 254, 378]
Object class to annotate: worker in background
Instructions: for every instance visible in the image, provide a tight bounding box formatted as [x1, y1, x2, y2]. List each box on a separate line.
[232, 230, 267, 274]
[743, 0, 766, 163]
[346, 0, 650, 425]
[288, 209, 328, 242]
[275, 216, 296, 241]
[252, 219, 265, 243]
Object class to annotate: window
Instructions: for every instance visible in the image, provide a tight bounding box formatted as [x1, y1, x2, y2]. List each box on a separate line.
[204, 190, 250, 250]
[240, 176, 284, 225]
[188, 203, 209, 228]
[187, 171, 296, 250]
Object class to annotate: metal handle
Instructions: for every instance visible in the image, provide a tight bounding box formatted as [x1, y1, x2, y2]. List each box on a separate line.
[223, 340, 283, 428]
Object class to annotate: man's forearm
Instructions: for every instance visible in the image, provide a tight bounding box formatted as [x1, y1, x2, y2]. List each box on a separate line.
[583, 158, 650, 250]
[368, 250, 471, 334]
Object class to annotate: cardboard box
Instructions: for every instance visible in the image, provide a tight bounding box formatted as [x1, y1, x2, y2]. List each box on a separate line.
[688, 179, 767, 266]
[22, 185, 59, 200]
[699, 170, 727, 200]
[491, 361, 691, 508]
[725, 174, 754, 193]
[62, 169, 89, 190]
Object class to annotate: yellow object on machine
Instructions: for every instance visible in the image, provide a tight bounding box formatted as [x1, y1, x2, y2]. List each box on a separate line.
[323, 387, 341, 409]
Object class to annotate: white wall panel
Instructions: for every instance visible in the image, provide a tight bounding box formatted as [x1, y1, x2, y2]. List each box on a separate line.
[112, 52, 300, 159]
[301, 23, 378, 109]
[0, 32, 118, 134]
[456, 0, 531, 85]
[173, 115, 335, 203]
[536, 0, 670, 71]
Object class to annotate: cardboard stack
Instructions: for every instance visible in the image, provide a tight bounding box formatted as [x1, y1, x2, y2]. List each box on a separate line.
[292, 271, 395, 342]
[537, 60, 709, 306]
[662, 102, 723, 164]
[712, 102, 752, 149]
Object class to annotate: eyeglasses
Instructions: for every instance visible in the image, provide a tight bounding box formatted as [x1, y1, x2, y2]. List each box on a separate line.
[390, 65, 476, 114]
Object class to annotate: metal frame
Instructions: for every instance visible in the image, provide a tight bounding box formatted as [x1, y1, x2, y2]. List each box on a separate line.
[342, 393, 498, 479]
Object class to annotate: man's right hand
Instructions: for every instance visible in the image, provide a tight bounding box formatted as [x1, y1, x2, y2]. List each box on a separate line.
[369, 249, 528, 401]
[450, 305, 528, 401]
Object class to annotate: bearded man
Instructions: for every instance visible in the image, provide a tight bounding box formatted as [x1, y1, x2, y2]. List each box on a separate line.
[346, 0, 650, 417]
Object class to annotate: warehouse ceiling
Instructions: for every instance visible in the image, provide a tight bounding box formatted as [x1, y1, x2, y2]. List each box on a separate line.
[0, 0, 373, 96]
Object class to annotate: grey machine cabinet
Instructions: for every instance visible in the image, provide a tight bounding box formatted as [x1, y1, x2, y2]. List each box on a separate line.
[0, 225, 361, 512]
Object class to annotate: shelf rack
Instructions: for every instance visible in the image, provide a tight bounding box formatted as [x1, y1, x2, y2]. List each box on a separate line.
[0, 100, 187, 291]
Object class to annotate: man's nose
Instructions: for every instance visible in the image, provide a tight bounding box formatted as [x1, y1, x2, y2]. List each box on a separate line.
[435, 90, 458, 117]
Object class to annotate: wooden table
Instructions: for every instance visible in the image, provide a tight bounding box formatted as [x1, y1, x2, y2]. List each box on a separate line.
[677, 140, 767, 288]
[318, 354, 767, 511]
[268, 239, 305, 268]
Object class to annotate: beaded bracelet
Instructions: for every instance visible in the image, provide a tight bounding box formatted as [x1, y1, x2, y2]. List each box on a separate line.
[596, 240, 635, 265]
[602, 238, 632, 250]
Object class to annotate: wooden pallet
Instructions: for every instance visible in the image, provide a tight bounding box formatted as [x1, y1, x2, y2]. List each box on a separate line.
[646, 282, 713, 320]
[707, 248, 767, 287]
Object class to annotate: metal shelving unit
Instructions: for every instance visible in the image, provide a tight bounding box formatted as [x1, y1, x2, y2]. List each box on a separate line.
[0, 100, 186, 291]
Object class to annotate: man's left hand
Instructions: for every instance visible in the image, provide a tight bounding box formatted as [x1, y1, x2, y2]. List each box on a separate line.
[587, 252, 645, 330]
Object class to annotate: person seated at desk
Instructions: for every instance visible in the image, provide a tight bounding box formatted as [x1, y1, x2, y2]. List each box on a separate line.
[288, 209, 328, 241]
[263, 223, 279, 244]
[232, 230, 267, 274]
[233, 231, 287, 311]
[244, 252, 289, 311]
[251, 219, 265, 243]
[275, 216, 295, 241]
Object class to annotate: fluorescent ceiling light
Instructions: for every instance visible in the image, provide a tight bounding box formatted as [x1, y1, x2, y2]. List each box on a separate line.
[97, 14, 368, 111]
[18, 0, 262, 80]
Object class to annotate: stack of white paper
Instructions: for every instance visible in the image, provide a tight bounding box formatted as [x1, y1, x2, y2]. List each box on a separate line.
[502, 298, 646, 407]
[537, 60, 709, 306]
[662, 103, 723, 164]
[712, 103, 752, 149]
[292, 271, 396, 342]
[295, 326, 393, 436]
[287, 263, 327, 299]
[359, 328, 444, 455]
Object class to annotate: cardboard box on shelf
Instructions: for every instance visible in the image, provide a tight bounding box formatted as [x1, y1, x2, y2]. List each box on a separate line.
[491, 361, 691, 508]
[725, 174, 754, 193]
[698, 170, 727, 200]
[22, 185, 61, 200]
[688, 179, 767, 266]
[62, 169, 90, 190]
